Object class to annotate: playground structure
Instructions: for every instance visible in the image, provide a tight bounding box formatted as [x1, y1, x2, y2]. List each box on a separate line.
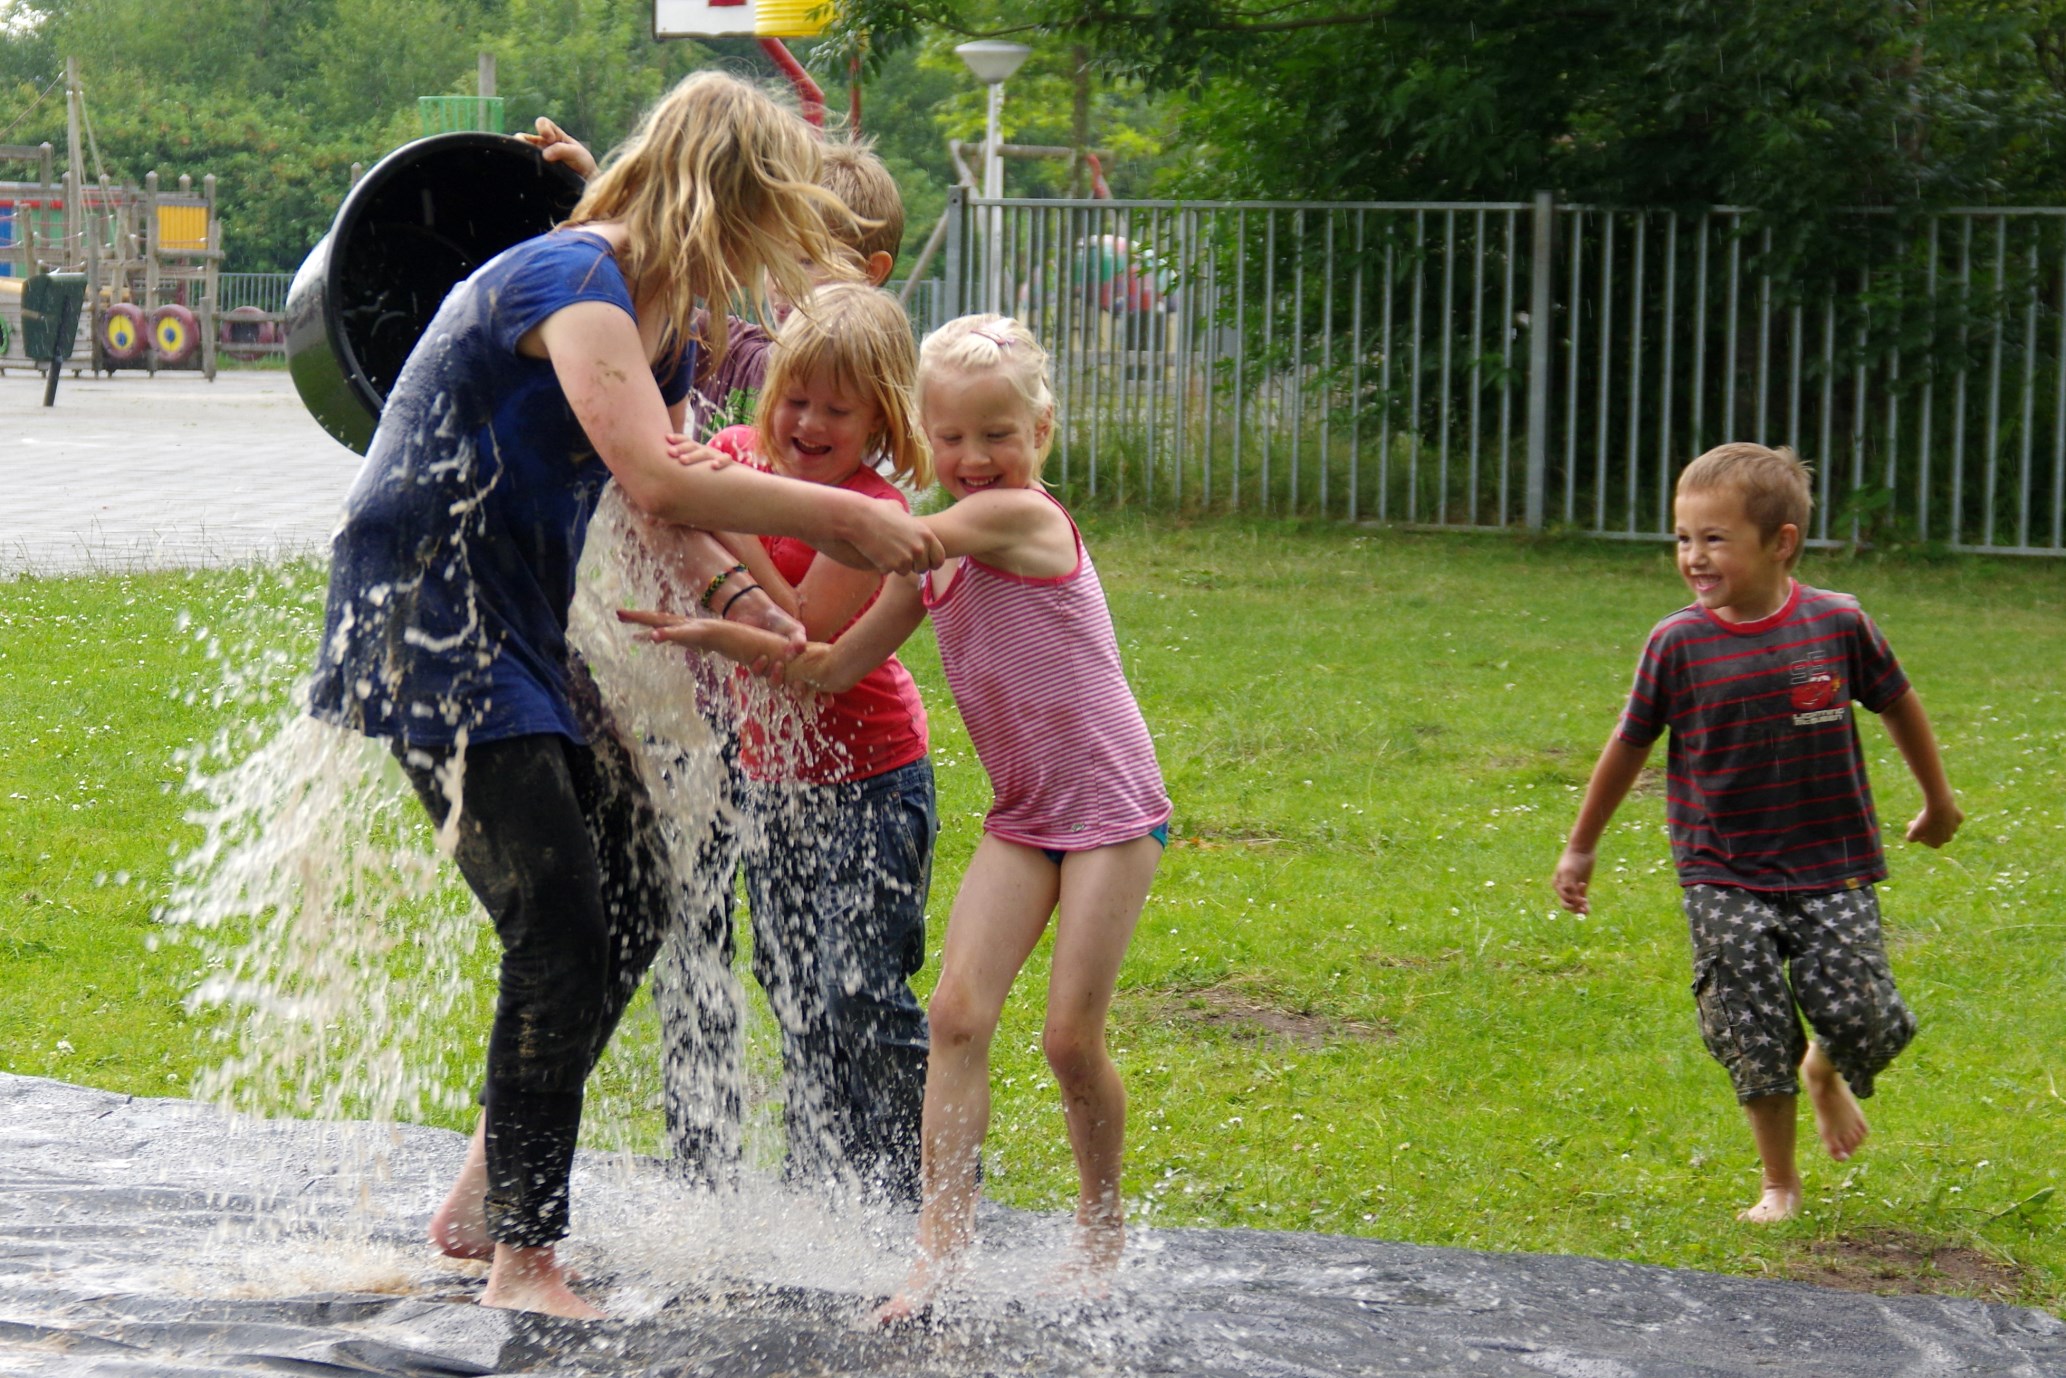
[0, 63, 227, 378]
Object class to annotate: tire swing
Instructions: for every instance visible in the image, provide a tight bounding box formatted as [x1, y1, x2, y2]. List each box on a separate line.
[150, 304, 200, 367]
[101, 303, 148, 366]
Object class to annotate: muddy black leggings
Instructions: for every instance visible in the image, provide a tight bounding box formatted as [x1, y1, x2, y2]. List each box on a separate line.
[396, 729, 671, 1247]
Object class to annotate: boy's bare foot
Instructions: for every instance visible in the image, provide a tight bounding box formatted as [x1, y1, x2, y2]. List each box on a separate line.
[1049, 1216, 1124, 1298]
[872, 1255, 949, 1328]
[1736, 1182, 1804, 1223]
[1803, 1044, 1869, 1162]
[481, 1244, 603, 1320]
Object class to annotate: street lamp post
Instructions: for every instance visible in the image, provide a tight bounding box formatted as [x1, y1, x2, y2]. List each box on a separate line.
[955, 40, 1031, 315]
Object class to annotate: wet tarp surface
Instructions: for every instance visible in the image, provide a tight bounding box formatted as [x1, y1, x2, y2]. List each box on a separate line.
[2, 1073, 2060, 1377]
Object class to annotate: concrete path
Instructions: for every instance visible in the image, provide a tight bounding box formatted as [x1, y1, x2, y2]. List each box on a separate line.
[0, 368, 360, 576]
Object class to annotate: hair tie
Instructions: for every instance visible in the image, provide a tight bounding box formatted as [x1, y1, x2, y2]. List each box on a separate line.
[972, 326, 1015, 350]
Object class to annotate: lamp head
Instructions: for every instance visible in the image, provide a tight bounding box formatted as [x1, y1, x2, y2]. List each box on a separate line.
[955, 40, 1032, 85]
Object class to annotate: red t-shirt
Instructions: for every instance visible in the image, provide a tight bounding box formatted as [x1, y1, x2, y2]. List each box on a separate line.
[709, 425, 929, 784]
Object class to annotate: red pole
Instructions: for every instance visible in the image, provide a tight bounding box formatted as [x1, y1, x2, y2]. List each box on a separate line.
[758, 38, 825, 129]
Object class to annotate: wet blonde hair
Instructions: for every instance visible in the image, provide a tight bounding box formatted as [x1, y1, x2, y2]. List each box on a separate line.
[820, 139, 904, 265]
[918, 313, 1056, 476]
[1677, 442, 1814, 567]
[756, 282, 930, 487]
[565, 71, 862, 369]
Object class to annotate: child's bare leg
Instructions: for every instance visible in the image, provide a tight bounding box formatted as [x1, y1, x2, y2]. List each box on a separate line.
[875, 838, 1060, 1325]
[1046, 836, 1160, 1290]
[481, 1242, 602, 1319]
[429, 1117, 493, 1260]
[1738, 1094, 1803, 1222]
[1802, 1040, 1869, 1161]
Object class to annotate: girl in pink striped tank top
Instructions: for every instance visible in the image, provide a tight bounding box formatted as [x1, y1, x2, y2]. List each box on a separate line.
[624, 314, 1169, 1318]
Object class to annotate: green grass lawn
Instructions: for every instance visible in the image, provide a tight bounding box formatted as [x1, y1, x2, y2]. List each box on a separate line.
[3, 518, 2063, 1312]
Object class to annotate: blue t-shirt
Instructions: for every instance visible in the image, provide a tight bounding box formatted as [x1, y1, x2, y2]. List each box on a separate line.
[309, 229, 690, 747]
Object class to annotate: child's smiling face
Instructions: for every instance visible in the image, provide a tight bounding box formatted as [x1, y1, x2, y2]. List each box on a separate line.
[922, 367, 1051, 500]
[1673, 485, 1797, 622]
[768, 367, 880, 486]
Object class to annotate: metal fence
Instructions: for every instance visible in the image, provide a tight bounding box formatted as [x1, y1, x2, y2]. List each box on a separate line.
[936, 188, 2066, 556]
[216, 272, 294, 313]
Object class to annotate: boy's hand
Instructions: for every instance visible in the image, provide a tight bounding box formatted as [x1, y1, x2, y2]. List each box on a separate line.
[617, 604, 801, 678]
[1906, 801, 1964, 849]
[1552, 847, 1596, 914]
[518, 117, 599, 180]
[838, 501, 947, 576]
[664, 433, 735, 469]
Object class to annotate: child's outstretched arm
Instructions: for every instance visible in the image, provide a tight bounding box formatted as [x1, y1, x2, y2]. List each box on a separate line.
[1878, 687, 1963, 847]
[925, 490, 1078, 577]
[1553, 734, 1653, 914]
[535, 303, 944, 575]
[619, 575, 927, 694]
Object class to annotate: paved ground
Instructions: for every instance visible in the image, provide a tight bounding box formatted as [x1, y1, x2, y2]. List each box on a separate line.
[0, 367, 361, 576]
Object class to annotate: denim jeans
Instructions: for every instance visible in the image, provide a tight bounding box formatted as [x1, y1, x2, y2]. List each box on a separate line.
[394, 727, 672, 1246]
[742, 757, 937, 1202]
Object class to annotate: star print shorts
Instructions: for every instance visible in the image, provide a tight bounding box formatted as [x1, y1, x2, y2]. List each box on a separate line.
[1683, 883, 1916, 1104]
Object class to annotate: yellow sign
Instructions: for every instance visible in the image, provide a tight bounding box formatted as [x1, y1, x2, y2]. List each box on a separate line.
[157, 204, 209, 252]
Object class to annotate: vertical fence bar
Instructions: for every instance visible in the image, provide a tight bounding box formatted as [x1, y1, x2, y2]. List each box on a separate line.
[1625, 213, 1646, 532]
[1885, 253, 1901, 510]
[1594, 213, 1615, 532]
[1292, 209, 1307, 512]
[1658, 215, 1678, 530]
[1525, 192, 1552, 531]
[1756, 226, 1772, 441]
[1787, 300, 1803, 453]
[2019, 237, 2039, 550]
[1985, 216, 2006, 548]
[1200, 210, 1217, 506]
[1692, 216, 1710, 458]
[1564, 209, 1584, 524]
[1438, 210, 1456, 523]
[1380, 227, 1396, 520]
[1918, 219, 1937, 543]
[2055, 232, 2066, 551]
[1724, 215, 1742, 437]
[1262, 211, 1278, 510]
[942, 186, 965, 320]
[1233, 209, 1247, 509]
[1819, 294, 1836, 543]
[1410, 210, 1427, 521]
[1500, 208, 1517, 526]
[1320, 210, 1336, 517]
[1952, 218, 1972, 543]
[1851, 267, 1869, 546]
[1469, 208, 1485, 522]
[1350, 210, 1366, 522]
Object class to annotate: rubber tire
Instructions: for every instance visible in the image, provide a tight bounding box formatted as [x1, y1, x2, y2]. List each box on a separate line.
[150, 304, 199, 366]
[220, 304, 271, 362]
[101, 303, 147, 364]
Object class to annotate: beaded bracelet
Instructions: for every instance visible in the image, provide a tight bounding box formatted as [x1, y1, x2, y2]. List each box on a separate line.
[718, 583, 764, 620]
[698, 563, 748, 612]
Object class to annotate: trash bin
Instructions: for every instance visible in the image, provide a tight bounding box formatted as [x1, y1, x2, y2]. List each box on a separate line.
[284, 132, 585, 454]
[22, 271, 86, 365]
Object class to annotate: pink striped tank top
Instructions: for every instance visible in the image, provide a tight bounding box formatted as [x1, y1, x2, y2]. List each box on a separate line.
[921, 493, 1172, 851]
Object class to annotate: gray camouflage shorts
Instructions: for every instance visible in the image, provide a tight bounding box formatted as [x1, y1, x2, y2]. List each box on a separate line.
[1684, 883, 1916, 1104]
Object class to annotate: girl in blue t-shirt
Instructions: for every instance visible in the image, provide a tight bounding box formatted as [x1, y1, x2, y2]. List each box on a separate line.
[309, 71, 944, 1319]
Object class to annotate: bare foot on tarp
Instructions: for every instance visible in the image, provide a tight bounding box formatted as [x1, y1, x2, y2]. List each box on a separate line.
[1803, 1043, 1869, 1162]
[430, 1121, 492, 1261]
[872, 1253, 952, 1329]
[1048, 1217, 1124, 1299]
[481, 1244, 603, 1320]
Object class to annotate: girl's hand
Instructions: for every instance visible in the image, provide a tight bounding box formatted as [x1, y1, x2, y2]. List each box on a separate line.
[1552, 847, 1595, 914]
[617, 604, 801, 678]
[518, 117, 599, 180]
[834, 500, 947, 575]
[664, 433, 734, 469]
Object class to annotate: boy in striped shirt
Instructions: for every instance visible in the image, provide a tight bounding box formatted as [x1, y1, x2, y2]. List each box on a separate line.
[1553, 443, 1962, 1223]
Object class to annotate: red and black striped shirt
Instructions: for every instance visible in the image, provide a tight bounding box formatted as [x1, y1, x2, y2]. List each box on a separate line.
[1616, 581, 1910, 894]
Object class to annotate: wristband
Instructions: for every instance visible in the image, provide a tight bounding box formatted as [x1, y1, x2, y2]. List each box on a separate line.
[719, 583, 765, 620]
[699, 563, 748, 612]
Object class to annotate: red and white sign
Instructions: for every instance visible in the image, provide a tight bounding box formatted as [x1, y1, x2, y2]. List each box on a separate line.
[653, 0, 760, 38]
